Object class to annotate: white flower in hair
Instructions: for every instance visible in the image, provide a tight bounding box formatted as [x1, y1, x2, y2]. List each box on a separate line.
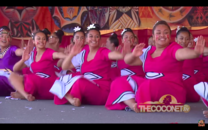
[176, 26, 185, 33]
[176, 26, 180, 33]
[153, 21, 159, 28]
[111, 33, 114, 35]
[87, 24, 96, 30]
[74, 26, 81, 32]
[194, 37, 198, 42]
[121, 29, 127, 35]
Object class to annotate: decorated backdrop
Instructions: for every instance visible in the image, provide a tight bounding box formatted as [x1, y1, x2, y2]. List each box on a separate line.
[1, 6, 208, 47]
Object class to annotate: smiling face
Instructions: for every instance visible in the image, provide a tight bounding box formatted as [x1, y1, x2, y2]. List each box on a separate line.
[86, 30, 100, 48]
[0, 32, 11, 48]
[175, 31, 190, 47]
[73, 32, 85, 45]
[153, 24, 171, 47]
[33, 32, 47, 49]
[122, 31, 134, 47]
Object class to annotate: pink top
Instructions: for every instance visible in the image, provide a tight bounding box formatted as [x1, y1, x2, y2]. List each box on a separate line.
[71, 45, 112, 91]
[24, 48, 59, 79]
[141, 42, 184, 83]
[117, 48, 145, 77]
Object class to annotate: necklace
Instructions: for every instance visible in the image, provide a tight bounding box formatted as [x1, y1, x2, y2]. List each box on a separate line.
[0, 46, 10, 58]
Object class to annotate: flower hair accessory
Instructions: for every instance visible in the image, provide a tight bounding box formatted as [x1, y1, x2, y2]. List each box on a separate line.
[176, 26, 185, 33]
[0, 28, 10, 35]
[121, 29, 127, 35]
[111, 33, 114, 35]
[87, 24, 96, 30]
[74, 26, 81, 32]
[153, 21, 159, 28]
[194, 37, 198, 42]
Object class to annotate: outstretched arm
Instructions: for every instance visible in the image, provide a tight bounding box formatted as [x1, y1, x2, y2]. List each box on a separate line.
[108, 51, 124, 60]
[15, 48, 24, 56]
[124, 43, 145, 66]
[15, 38, 34, 57]
[175, 36, 205, 61]
[124, 53, 143, 66]
[53, 52, 67, 60]
[13, 60, 27, 72]
[175, 48, 200, 61]
[203, 47, 208, 56]
[62, 40, 83, 70]
[13, 42, 31, 72]
[62, 53, 76, 70]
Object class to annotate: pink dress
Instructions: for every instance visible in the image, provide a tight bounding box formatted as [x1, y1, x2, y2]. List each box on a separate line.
[24, 48, 59, 99]
[194, 55, 206, 83]
[117, 49, 145, 77]
[110, 61, 120, 81]
[203, 56, 208, 82]
[50, 45, 112, 105]
[182, 59, 200, 102]
[105, 42, 187, 111]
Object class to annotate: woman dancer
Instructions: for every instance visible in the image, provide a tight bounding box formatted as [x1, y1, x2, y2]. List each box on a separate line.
[175, 26, 200, 102]
[105, 20, 205, 112]
[9, 30, 67, 101]
[50, 24, 124, 106]
[57, 26, 86, 75]
[105, 33, 120, 80]
[117, 28, 145, 78]
[47, 29, 64, 52]
[0, 26, 24, 96]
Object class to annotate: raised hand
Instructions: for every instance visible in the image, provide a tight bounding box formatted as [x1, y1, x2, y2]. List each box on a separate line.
[194, 36, 205, 55]
[22, 43, 31, 62]
[115, 45, 122, 52]
[21, 37, 26, 50]
[132, 43, 145, 57]
[70, 39, 84, 56]
[64, 44, 73, 55]
[27, 38, 35, 53]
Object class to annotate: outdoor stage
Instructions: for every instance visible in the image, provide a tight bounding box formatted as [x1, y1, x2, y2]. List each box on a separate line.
[0, 97, 207, 123]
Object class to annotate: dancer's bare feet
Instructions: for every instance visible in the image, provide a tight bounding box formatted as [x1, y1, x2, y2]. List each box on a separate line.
[65, 94, 81, 107]
[26, 94, 35, 101]
[130, 103, 139, 113]
[11, 91, 25, 99]
[203, 110, 208, 118]
[70, 98, 81, 107]
[124, 99, 139, 113]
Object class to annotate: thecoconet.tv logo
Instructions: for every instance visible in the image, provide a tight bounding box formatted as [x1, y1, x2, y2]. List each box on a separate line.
[138, 94, 190, 113]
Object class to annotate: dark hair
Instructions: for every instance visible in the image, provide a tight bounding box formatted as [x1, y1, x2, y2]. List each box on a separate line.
[152, 20, 171, 35]
[33, 30, 49, 41]
[0, 26, 10, 31]
[176, 27, 190, 38]
[109, 33, 119, 47]
[121, 28, 134, 38]
[86, 24, 101, 36]
[72, 26, 85, 42]
[54, 29, 64, 43]
[42, 28, 51, 36]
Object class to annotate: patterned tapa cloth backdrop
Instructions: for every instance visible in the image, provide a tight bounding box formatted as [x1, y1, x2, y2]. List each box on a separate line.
[1, 6, 208, 47]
